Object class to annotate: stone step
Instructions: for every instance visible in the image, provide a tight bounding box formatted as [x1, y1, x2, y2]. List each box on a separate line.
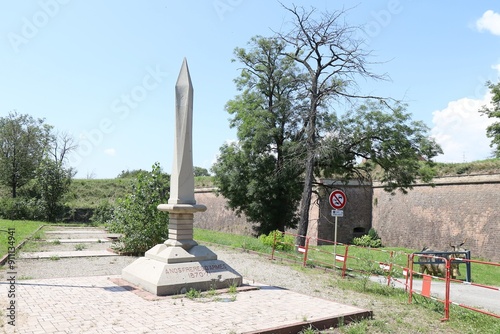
[45, 230, 108, 234]
[19, 250, 119, 259]
[45, 239, 111, 243]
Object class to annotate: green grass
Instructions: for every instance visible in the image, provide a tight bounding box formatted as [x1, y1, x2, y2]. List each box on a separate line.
[64, 176, 214, 209]
[432, 158, 500, 177]
[194, 228, 271, 253]
[194, 228, 500, 288]
[336, 277, 500, 333]
[65, 178, 134, 208]
[0, 220, 44, 258]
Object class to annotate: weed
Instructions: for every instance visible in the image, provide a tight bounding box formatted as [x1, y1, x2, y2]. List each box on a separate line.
[32, 232, 43, 240]
[49, 255, 60, 261]
[206, 286, 218, 297]
[298, 325, 317, 334]
[17, 275, 33, 280]
[185, 288, 201, 300]
[228, 281, 238, 296]
[74, 244, 86, 251]
[344, 320, 370, 334]
[52, 239, 61, 245]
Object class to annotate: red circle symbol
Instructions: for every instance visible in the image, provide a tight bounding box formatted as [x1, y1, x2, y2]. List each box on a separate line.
[329, 190, 347, 209]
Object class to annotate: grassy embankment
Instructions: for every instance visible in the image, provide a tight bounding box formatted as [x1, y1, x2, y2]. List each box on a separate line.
[194, 228, 500, 287]
[65, 176, 214, 209]
[0, 220, 44, 258]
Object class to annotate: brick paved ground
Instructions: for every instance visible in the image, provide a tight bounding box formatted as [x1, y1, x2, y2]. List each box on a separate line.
[1, 275, 371, 333]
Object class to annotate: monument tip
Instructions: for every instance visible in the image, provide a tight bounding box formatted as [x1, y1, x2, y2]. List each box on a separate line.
[177, 58, 192, 88]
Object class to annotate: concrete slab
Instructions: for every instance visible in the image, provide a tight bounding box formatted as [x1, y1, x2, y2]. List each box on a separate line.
[45, 230, 108, 234]
[44, 239, 111, 243]
[0, 275, 372, 333]
[19, 250, 119, 259]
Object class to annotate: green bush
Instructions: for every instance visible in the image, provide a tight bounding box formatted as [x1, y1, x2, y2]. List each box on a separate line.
[353, 232, 382, 248]
[91, 200, 114, 225]
[367, 228, 380, 240]
[258, 230, 295, 251]
[106, 162, 170, 255]
[0, 197, 45, 221]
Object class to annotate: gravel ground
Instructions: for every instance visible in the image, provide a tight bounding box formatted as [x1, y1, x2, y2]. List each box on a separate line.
[11, 237, 360, 306]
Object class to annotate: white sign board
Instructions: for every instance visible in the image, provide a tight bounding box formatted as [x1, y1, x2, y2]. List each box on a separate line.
[331, 209, 344, 217]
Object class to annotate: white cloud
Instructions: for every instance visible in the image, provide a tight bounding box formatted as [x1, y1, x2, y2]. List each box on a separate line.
[493, 63, 500, 74]
[104, 148, 116, 156]
[476, 10, 500, 35]
[431, 93, 495, 162]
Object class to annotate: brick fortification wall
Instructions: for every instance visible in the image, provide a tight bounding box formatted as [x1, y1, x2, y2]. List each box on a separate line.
[308, 180, 372, 246]
[194, 189, 254, 236]
[372, 174, 500, 262]
[193, 175, 499, 262]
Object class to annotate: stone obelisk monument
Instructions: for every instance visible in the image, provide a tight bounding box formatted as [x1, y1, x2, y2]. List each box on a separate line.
[122, 59, 242, 296]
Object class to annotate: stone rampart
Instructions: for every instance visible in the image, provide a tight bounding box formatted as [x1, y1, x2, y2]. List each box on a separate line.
[193, 174, 500, 262]
[194, 188, 254, 235]
[372, 174, 500, 262]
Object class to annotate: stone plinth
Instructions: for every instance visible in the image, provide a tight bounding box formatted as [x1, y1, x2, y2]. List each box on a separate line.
[122, 258, 241, 296]
[122, 203, 242, 296]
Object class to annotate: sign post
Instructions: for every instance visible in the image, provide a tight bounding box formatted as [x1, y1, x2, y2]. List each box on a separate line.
[329, 190, 346, 272]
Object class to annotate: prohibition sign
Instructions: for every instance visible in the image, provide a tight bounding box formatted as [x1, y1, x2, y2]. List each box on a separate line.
[329, 190, 346, 210]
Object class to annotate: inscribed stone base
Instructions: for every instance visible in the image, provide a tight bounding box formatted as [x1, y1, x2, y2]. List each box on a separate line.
[121, 245, 242, 296]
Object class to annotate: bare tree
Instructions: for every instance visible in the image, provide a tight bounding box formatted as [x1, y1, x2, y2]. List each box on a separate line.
[276, 4, 389, 245]
[48, 131, 78, 166]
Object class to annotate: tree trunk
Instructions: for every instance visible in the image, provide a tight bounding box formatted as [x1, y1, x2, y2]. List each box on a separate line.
[297, 149, 315, 246]
[296, 94, 318, 246]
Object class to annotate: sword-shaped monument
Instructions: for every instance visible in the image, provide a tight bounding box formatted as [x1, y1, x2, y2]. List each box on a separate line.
[122, 59, 242, 296]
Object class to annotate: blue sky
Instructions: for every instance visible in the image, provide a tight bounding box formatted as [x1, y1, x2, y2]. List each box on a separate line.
[1, 1, 499, 178]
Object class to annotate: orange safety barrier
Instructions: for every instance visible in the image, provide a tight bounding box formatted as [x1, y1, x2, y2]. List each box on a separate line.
[269, 232, 500, 321]
[408, 253, 451, 321]
[408, 253, 500, 320]
[448, 258, 500, 319]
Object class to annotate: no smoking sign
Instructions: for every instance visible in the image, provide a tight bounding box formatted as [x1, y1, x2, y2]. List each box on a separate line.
[329, 190, 347, 210]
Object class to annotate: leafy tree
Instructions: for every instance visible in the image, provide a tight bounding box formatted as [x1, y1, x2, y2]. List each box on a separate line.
[318, 101, 442, 193]
[275, 5, 440, 245]
[276, 5, 388, 244]
[116, 169, 148, 179]
[479, 81, 500, 158]
[216, 6, 442, 244]
[32, 158, 73, 222]
[212, 36, 304, 235]
[106, 162, 170, 255]
[0, 112, 52, 198]
[194, 166, 210, 177]
[213, 142, 302, 235]
[17, 131, 76, 222]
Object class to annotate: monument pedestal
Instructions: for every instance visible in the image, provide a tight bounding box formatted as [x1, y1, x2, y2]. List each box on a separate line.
[121, 248, 242, 296]
[122, 204, 242, 296]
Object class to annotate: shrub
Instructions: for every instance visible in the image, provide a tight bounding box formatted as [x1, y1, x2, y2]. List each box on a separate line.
[91, 200, 114, 225]
[353, 229, 382, 248]
[0, 197, 45, 221]
[367, 228, 380, 240]
[258, 230, 295, 251]
[106, 162, 170, 255]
